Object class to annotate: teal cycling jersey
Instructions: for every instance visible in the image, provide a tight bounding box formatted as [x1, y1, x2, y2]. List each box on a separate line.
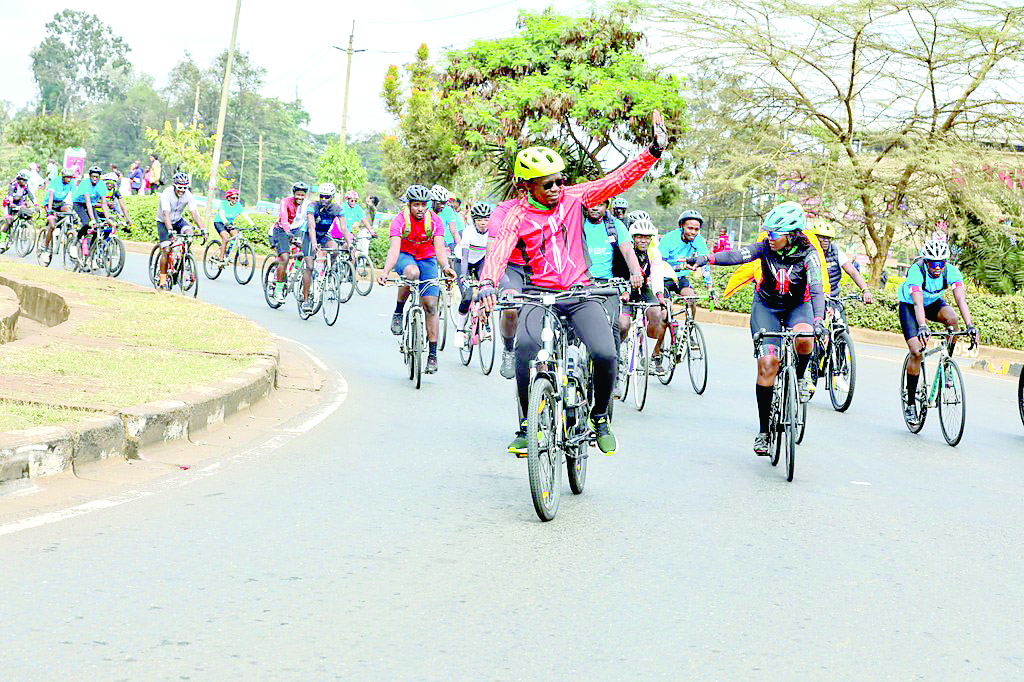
[659, 228, 712, 285]
[439, 204, 460, 246]
[898, 261, 964, 306]
[218, 200, 246, 225]
[73, 178, 104, 205]
[583, 217, 631, 279]
[342, 203, 366, 230]
[48, 178, 75, 204]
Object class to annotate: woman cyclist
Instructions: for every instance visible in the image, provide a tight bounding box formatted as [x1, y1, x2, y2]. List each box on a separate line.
[688, 201, 826, 456]
[214, 188, 254, 263]
[619, 218, 668, 363]
[454, 202, 493, 338]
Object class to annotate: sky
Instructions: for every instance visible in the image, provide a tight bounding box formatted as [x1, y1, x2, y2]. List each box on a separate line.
[1, 0, 611, 138]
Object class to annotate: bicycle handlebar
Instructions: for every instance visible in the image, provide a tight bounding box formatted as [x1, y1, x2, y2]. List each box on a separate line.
[752, 329, 816, 344]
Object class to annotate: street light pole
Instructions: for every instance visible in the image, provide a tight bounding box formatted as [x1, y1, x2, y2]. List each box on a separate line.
[204, 0, 243, 228]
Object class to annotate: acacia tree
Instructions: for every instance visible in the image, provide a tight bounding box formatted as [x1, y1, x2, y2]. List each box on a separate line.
[379, 44, 460, 198]
[440, 6, 686, 190]
[655, 0, 1024, 281]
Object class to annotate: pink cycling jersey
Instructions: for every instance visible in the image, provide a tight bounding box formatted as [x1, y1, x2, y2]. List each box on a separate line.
[486, 199, 526, 266]
[275, 197, 302, 232]
[482, 149, 659, 290]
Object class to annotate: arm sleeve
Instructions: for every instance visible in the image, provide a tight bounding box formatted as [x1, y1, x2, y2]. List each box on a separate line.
[480, 204, 523, 286]
[568, 149, 660, 208]
[708, 242, 764, 267]
[696, 237, 713, 284]
[650, 249, 666, 298]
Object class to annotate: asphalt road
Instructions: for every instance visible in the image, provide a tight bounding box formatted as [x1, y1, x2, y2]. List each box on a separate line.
[1, 250, 1022, 680]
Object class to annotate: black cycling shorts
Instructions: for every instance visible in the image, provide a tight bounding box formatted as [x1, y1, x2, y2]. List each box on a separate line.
[664, 275, 690, 294]
[898, 300, 949, 340]
[750, 295, 814, 356]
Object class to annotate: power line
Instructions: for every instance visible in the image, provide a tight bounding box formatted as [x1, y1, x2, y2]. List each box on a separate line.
[366, 0, 519, 25]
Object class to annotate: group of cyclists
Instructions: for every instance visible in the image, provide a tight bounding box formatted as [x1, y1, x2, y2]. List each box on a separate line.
[1, 109, 992, 464]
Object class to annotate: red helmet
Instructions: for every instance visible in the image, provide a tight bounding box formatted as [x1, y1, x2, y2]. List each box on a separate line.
[226, 189, 240, 199]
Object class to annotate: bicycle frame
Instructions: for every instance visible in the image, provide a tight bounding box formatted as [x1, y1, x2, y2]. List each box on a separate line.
[919, 331, 972, 408]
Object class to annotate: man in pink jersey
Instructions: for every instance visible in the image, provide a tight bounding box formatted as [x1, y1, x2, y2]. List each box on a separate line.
[481, 110, 668, 455]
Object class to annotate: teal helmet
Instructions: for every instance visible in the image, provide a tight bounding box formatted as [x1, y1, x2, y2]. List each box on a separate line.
[763, 201, 806, 233]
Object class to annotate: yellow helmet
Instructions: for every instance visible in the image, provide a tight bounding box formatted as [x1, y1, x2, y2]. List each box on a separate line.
[814, 224, 836, 238]
[514, 146, 565, 182]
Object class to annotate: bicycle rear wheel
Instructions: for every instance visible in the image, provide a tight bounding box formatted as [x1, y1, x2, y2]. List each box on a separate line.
[181, 254, 199, 298]
[438, 293, 449, 351]
[322, 269, 341, 326]
[1019, 371, 1024, 429]
[354, 254, 374, 296]
[687, 322, 708, 394]
[938, 358, 966, 447]
[900, 354, 927, 433]
[783, 366, 798, 481]
[337, 260, 355, 304]
[633, 327, 649, 411]
[262, 256, 284, 309]
[478, 311, 496, 376]
[203, 240, 223, 279]
[616, 341, 631, 401]
[828, 331, 856, 412]
[658, 323, 676, 385]
[795, 394, 808, 444]
[34, 229, 51, 267]
[527, 375, 562, 522]
[234, 243, 256, 284]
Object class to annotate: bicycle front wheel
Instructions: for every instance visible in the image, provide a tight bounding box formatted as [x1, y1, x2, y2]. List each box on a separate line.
[782, 366, 798, 481]
[938, 358, 966, 447]
[658, 323, 676, 386]
[687, 322, 708, 394]
[527, 375, 562, 522]
[234, 243, 256, 285]
[262, 256, 283, 309]
[322, 269, 341, 326]
[478, 311, 496, 376]
[14, 222, 33, 257]
[438, 293, 449, 351]
[1019, 370, 1024, 429]
[633, 327, 649, 411]
[203, 240, 223, 279]
[337, 260, 355, 304]
[900, 354, 927, 433]
[34, 229, 51, 267]
[106, 237, 125, 277]
[354, 254, 374, 295]
[148, 245, 162, 284]
[828, 331, 856, 412]
[181, 254, 199, 298]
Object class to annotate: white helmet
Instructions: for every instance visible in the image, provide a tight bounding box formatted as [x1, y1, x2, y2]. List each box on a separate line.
[102, 172, 118, 184]
[625, 210, 651, 227]
[318, 182, 337, 197]
[920, 239, 950, 261]
[430, 184, 449, 202]
[629, 218, 658, 237]
[612, 197, 628, 210]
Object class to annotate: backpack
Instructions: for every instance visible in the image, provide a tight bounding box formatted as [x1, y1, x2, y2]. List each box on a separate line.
[913, 258, 947, 293]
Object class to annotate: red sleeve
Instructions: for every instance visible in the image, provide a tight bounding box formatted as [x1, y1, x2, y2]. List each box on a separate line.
[480, 202, 525, 286]
[566, 148, 659, 208]
[278, 199, 291, 228]
[388, 213, 405, 238]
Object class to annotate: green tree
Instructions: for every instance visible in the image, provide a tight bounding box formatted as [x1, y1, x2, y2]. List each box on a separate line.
[89, 75, 166, 168]
[316, 138, 368, 194]
[144, 121, 232, 192]
[440, 7, 686, 176]
[654, 0, 1024, 282]
[7, 114, 90, 161]
[30, 10, 132, 116]
[379, 44, 460, 198]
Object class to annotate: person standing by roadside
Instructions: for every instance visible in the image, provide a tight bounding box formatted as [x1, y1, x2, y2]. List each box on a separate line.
[46, 159, 58, 184]
[129, 161, 144, 195]
[27, 163, 46, 198]
[713, 226, 731, 253]
[147, 154, 162, 194]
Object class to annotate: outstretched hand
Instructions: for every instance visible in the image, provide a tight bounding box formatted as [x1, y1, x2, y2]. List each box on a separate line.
[652, 110, 668, 149]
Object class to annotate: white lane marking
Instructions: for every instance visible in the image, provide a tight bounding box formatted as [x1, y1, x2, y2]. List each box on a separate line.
[0, 354, 347, 538]
[851, 481, 872, 486]
[7, 484, 43, 497]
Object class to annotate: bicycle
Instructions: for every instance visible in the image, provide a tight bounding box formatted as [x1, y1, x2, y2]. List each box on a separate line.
[203, 226, 258, 285]
[261, 238, 305, 310]
[90, 216, 126, 277]
[352, 231, 375, 296]
[499, 282, 624, 522]
[298, 246, 353, 326]
[656, 294, 709, 394]
[148, 226, 206, 286]
[900, 330, 974, 447]
[615, 301, 662, 411]
[149, 228, 202, 297]
[34, 210, 76, 268]
[753, 328, 816, 482]
[810, 294, 859, 412]
[389, 276, 443, 390]
[1018, 369, 1023, 430]
[457, 279, 497, 375]
[2, 206, 37, 257]
[436, 275, 457, 351]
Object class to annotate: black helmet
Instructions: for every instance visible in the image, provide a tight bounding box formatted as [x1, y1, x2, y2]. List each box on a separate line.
[292, 181, 309, 194]
[471, 202, 494, 220]
[678, 209, 704, 226]
[172, 171, 191, 187]
[405, 184, 431, 203]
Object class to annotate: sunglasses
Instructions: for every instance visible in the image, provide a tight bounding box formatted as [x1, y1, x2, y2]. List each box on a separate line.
[539, 177, 566, 191]
[767, 230, 789, 240]
[926, 259, 946, 268]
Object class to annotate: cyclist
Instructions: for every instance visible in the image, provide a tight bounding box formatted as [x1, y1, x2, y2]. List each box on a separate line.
[624, 209, 650, 229]
[619, 217, 668, 356]
[815, 225, 873, 303]
[155, 172, 203, 289]
[98, 172, 133, 231]
[2, 170, 37, 250]
[70, 166, 105, 263]
[431, 185, 461, 260]
[897, 238, 978, 423]
[41, 168, 77, 263]
[611, 196, 629, 223]
[377, 184, 457, 375]
[487, 189, 530, 379]
[270, 182, 309, 303]
[688, 201, 825, 457]
[213, 189, 254, 262]
[481, 109, 669, 456]
[342, 190, 371, 245]
[300, 182, 352, 313]
[657, 209, 716, 365]
[454, 202, 493, 337]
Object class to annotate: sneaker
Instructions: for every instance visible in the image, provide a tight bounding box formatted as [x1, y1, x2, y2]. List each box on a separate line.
[507, 420, 529, 457]
[753, 432, 770, 456]
[157, 274, 168, 289]
[425, 355, 438, 374]
[301, 298, 314, 314]
[274, 283, 286, 302]
[390, 313, 403, 335]
[799, 376, 815, 403]
[499, 349, 515, 379]
[455, 330, 467, 347]
[42, 251, 52, 265]
[903, 401, 918, 424]
[590, 415, 617, 455]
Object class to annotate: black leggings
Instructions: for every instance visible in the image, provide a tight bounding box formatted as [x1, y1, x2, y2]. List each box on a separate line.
[72, 203, 92, 238]
[515, 296, 617, 420]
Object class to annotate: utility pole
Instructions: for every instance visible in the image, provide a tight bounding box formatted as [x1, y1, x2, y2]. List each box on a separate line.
[257, 134, 264, 205]
[204, 0, 243, 230]
[337, 22, 358, 147]
[192, 81, 201, 126]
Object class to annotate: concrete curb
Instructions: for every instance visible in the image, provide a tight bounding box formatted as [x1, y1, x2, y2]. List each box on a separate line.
[0, 284, 19, 343]
[698, 307, 1024, 377]
[0, 272, 279, 483]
